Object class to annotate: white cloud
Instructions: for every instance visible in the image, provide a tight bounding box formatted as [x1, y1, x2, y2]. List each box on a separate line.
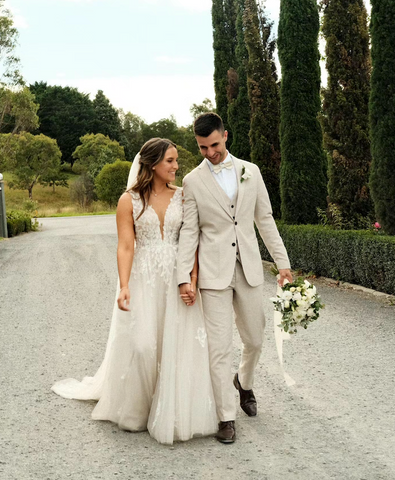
[49, 74, 215, 126]
[170, 0, 211, 12]
[3, 1, 28, 29]
[141, 0, 211, 13]
[155, 55, 192, 64]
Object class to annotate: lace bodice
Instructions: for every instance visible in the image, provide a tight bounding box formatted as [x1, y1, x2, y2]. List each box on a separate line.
[129, 187, 183, 285]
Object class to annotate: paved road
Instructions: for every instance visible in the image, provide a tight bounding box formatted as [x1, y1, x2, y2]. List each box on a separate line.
[0, 216, 394, 480]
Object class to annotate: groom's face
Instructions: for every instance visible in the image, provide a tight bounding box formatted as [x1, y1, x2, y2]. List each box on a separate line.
[195, 129, 228, 165]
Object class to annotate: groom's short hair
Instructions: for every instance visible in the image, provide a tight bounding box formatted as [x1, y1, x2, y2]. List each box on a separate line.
[193, 112, 225, 137]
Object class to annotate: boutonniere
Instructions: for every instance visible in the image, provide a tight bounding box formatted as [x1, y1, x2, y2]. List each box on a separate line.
[241, 165, 252, 183]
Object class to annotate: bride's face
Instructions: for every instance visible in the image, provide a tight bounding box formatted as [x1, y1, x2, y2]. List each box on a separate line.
[153, 146, 179, 183]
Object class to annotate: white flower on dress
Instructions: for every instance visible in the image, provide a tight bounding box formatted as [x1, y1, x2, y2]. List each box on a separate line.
[195, 327, 207, 348]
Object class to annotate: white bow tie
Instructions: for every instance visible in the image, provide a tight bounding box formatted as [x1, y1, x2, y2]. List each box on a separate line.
[212, 162, 233, 174]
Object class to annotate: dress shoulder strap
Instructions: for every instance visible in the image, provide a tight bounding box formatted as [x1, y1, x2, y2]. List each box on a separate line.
[128, 190, 143, 220]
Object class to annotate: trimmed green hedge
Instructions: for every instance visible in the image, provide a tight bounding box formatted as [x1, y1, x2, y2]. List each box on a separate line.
[258, 223, 395, 295]
[6, 210, 36, 237]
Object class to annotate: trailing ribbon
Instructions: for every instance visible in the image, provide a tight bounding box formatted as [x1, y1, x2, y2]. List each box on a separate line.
[274, 278, 296, 387]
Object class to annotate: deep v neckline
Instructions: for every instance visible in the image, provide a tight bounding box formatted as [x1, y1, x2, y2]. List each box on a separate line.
[148, 188, 178, 240]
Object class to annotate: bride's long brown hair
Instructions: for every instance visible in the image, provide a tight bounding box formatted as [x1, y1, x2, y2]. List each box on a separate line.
[130, 138, 177, 220]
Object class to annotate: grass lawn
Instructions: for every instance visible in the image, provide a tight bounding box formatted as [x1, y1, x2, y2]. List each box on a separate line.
[2, 172, 116, 217]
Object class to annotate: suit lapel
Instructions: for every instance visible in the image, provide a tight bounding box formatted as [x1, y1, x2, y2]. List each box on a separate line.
[234, 158, 245, 216]
[197, 160, 233, 218]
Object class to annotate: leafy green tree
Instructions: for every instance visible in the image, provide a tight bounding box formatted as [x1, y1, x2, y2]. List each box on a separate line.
[29, 82, 96, 166]
[175, 145, 200, 186]
[278, 0, 327, 224]
[141, 116, 183, 145]
[369, 0, 395, 235]
[39, 169, 68, 193]
[321, 0, 372, 229]
[177, 125, 201, 157]
[72, 133, 125, 179]
[92, 90, 122, 141]
[95, 160, 131, 207]
[212, 0, 237, 142]
[0, 86, 39, 134]
[118, 110, 145, 162]
[244, 0, 281, 216]
[190, 98, 215, 119]
[0, 1, 23, 87]
[227, 0, 251, 161]
[1, 132, 62, 199]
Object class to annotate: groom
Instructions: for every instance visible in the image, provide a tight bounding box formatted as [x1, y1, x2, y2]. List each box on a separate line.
[177, 113, 292, 444]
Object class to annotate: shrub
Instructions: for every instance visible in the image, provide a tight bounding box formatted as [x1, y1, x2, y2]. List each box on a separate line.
[6, 210, 38, 237]
[258, 223, 395, 295]
[70, 174, 96, 208]
[95, 160, 132, 208]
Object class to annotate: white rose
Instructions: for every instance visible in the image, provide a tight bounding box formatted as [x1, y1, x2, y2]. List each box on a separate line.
[282, 291, 293, 301]
[284, 300, 290, 309]
[297, 287, 302, 292]
[293, 292, 302, 301]
[290, 287, 296, 292]
[307, 308, 315, 317]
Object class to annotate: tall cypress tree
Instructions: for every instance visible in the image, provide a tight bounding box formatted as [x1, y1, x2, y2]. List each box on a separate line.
[227, 0, 251, 161]
[243, 0, 281, 217]
[212, 0, 236, 141]
[278, 0, 327, 224]
[369, 1, 395, 235]
[321, 0, 372, 229]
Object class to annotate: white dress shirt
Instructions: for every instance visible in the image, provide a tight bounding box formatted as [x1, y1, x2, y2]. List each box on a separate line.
[206, 151, 238, 201]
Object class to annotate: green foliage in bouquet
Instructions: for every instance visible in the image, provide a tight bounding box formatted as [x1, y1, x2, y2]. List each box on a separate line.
[271, 278, 324, 334]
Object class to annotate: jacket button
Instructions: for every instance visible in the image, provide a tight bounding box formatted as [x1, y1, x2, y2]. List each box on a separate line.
[235, 222, 238, 225]
[232, 243, 236, 247]
[231, 205, 234, 208]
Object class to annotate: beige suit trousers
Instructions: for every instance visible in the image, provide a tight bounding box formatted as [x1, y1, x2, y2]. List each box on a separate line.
[200, 261, 266, 422]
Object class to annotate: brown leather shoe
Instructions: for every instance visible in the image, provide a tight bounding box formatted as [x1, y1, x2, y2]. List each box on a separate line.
[216, 421, 236, 444]
[233, 373, 257, 416]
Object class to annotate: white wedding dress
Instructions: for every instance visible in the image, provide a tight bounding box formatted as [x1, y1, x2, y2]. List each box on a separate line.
[52, 187, 218, 444]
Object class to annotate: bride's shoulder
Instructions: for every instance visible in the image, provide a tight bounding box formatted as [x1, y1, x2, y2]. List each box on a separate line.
[117, 191, 134, 213]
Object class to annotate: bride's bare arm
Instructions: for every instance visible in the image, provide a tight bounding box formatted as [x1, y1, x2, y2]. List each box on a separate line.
[116, 192, 135, 311]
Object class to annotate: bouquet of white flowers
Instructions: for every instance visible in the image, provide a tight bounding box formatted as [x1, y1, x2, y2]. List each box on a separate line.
[270, 278, 324, 334]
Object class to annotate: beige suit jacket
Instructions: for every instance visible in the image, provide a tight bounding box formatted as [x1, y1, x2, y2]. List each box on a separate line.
[177, 156, 290, 290]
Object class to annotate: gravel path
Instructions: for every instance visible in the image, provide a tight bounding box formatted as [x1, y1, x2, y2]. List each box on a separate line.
[0, 216, 394, 480]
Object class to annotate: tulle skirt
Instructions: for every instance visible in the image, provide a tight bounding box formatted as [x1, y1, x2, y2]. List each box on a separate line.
[52, 266, 217, 445]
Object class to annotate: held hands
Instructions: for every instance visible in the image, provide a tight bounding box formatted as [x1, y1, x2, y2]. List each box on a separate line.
[278, 269, 293, 287]
[117, 287, 130, 311]
[179, 281, 197, 307]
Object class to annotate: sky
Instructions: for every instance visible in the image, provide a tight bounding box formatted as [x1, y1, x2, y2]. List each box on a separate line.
[6, 0, 371, 127]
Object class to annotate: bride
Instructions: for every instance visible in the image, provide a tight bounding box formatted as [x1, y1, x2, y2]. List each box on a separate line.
[52, 138, 218, 444]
